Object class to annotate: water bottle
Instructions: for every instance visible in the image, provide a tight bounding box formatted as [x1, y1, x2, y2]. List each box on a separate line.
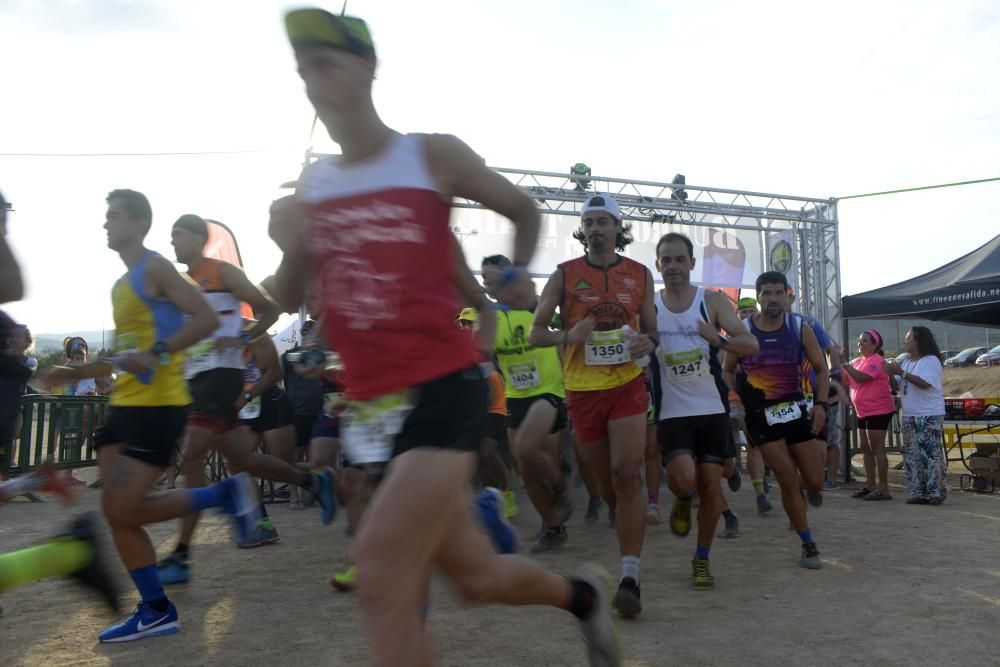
[622, 325, 650, 368]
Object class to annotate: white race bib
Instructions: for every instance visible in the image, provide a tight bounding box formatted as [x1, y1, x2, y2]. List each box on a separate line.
[508, 361, 541, 390]
[341, 391, 414, 464]
[185, 340, 216, 379]
[238, 396, 261, 420]
[585, 330, 629, 366]
[764, 401, 802, 426]
[113, 332, 139, 355]
[662, 348, 708, 384]
[323, 392, 346, 417]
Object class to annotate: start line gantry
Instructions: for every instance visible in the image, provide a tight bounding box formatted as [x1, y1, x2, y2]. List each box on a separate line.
[304, 153, 842, 341]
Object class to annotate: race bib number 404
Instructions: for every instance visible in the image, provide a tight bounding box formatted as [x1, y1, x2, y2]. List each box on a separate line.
[764, 401, 802, 426]
[508, 361, 541, 390]
[341, 391, 415, 465]
[585, 330, 629, 366]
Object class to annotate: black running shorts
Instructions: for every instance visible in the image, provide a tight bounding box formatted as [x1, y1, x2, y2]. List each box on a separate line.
[744, 401, 815, 448]
[658, 413, 735, 465]
[94, 406, 189, 468]
[393, 365, 487, 458]
[188, 368, 244, 425]
[506, 393, 567, 433]
[857, 411, 894, 431]
[242, 388, 294, 434]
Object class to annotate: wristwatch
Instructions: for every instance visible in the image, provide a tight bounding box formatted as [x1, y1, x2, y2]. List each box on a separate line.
[242, 391, 254, 402]
[151, 340, 169, 356]
[240, 331, 254, 345]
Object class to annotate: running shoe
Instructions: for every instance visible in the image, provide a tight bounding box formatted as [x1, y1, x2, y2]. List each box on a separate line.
[823, 480, 840, 491]
[928, 496, 945, 505]
[553, 487, 574, 526]
[218, 472, 262, 545]
[307, 468, 337, 524]
[863, 490, 892, 501]
[645, 504, 661, 526]
[67, 514, 120, 612]
[475, 487, 518, 554]
[691, 557, 715, 590]
[669, 496, 692, 537]
[99, 601, 180, 643]
[723, 512, 740, 538]
[612, 577, 642, 618]
[905, 497, 929, 504]
[807, 489, 823, 508]
[574, 564, 621, 667]
[330, 564, 358, 591]
[503, 489, 519, 519]
[37, 463, 74, 505]
[585, 496, 602, 525]
[799, 542, 822, 569]
[530, 526, 568, 554]
[157, 555, 190, 585]
[727, 466, 742, 493]
[756, 494, 773, 514]
[851, 487, 872, 499]
[66, 473, 88, 487]
[238, 518, 280, 548]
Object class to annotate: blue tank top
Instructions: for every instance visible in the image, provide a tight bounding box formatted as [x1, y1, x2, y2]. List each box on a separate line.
[738, 313, 804, 408]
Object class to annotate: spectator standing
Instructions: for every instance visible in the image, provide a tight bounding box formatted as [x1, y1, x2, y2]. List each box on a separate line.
[884, 326, 947, 505]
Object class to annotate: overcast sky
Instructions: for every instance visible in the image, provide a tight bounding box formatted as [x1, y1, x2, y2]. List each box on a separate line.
[2, 0, 998, 333]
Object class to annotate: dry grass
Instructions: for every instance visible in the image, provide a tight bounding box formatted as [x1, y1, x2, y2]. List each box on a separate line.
[942, 365, 1000, 398]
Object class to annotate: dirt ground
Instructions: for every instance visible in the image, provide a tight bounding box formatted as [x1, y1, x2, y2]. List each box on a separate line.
[2, 461, 998, 667]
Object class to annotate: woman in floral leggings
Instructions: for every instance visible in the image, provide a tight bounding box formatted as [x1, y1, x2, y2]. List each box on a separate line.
[883, 326, 947, 504]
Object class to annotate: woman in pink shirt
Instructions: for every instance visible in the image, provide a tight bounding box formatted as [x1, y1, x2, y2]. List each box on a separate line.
[841, 329, 897, 501]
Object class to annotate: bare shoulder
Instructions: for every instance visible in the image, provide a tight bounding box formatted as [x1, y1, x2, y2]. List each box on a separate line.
[423, 133, 485, 193]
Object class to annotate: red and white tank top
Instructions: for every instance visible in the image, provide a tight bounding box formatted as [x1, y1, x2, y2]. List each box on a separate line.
[297, 132, 481, 400]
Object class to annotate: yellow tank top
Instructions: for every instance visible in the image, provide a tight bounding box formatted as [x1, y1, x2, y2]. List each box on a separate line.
[109, 252, 191, 407]
[493, 308, 565, 399]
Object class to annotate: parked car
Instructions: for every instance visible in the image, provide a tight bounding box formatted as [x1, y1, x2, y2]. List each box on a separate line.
[975, 345, 1000, 367]
[945, 347, 988, 367]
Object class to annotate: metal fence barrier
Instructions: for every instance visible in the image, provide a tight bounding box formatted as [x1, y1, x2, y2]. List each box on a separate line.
[1, 395, 107, 477]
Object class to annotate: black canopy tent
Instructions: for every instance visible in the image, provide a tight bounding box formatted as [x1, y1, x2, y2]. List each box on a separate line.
[842, 233, 1000, 327]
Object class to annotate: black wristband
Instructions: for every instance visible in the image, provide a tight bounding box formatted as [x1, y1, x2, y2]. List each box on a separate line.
[813, 400, 829, 409]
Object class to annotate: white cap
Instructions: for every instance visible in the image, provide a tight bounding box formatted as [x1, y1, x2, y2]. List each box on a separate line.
[581, 194, 622, 221]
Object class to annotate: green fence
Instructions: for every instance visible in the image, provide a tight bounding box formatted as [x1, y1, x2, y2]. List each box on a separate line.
[1, 395, 107, 476]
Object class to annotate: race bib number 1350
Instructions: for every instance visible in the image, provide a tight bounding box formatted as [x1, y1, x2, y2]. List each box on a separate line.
[585, 330, 629, 366]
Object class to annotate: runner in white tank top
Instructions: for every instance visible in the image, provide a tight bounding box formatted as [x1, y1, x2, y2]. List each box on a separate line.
[650, 233, 758, 592]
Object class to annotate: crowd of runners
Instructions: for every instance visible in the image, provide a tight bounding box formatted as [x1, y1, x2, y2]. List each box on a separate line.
[0, 8, 852, 666]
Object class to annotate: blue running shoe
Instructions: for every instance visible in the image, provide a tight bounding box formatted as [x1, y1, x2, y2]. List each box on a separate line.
[157, 555, 190, 585]
[99, 601, 180, 643]
[476, 487, 518, 554]
[310, 468, 337, 525]
[218, 473, 261, 545]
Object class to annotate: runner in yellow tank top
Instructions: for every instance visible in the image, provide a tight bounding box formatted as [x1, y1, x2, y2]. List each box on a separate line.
[41, 189, 262, 643]
[483, 253, 573, 554]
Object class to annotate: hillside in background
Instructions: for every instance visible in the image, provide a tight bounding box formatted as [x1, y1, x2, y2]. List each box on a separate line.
[33, 330, 112, 353]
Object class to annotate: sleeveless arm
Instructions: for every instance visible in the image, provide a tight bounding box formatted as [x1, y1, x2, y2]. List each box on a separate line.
[219, 263, 281, 339]
[707, 290, 758, 355]
[147, 256, 219, 352]
[425, 134, 540, 267]
[529, 269, 566, 348]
